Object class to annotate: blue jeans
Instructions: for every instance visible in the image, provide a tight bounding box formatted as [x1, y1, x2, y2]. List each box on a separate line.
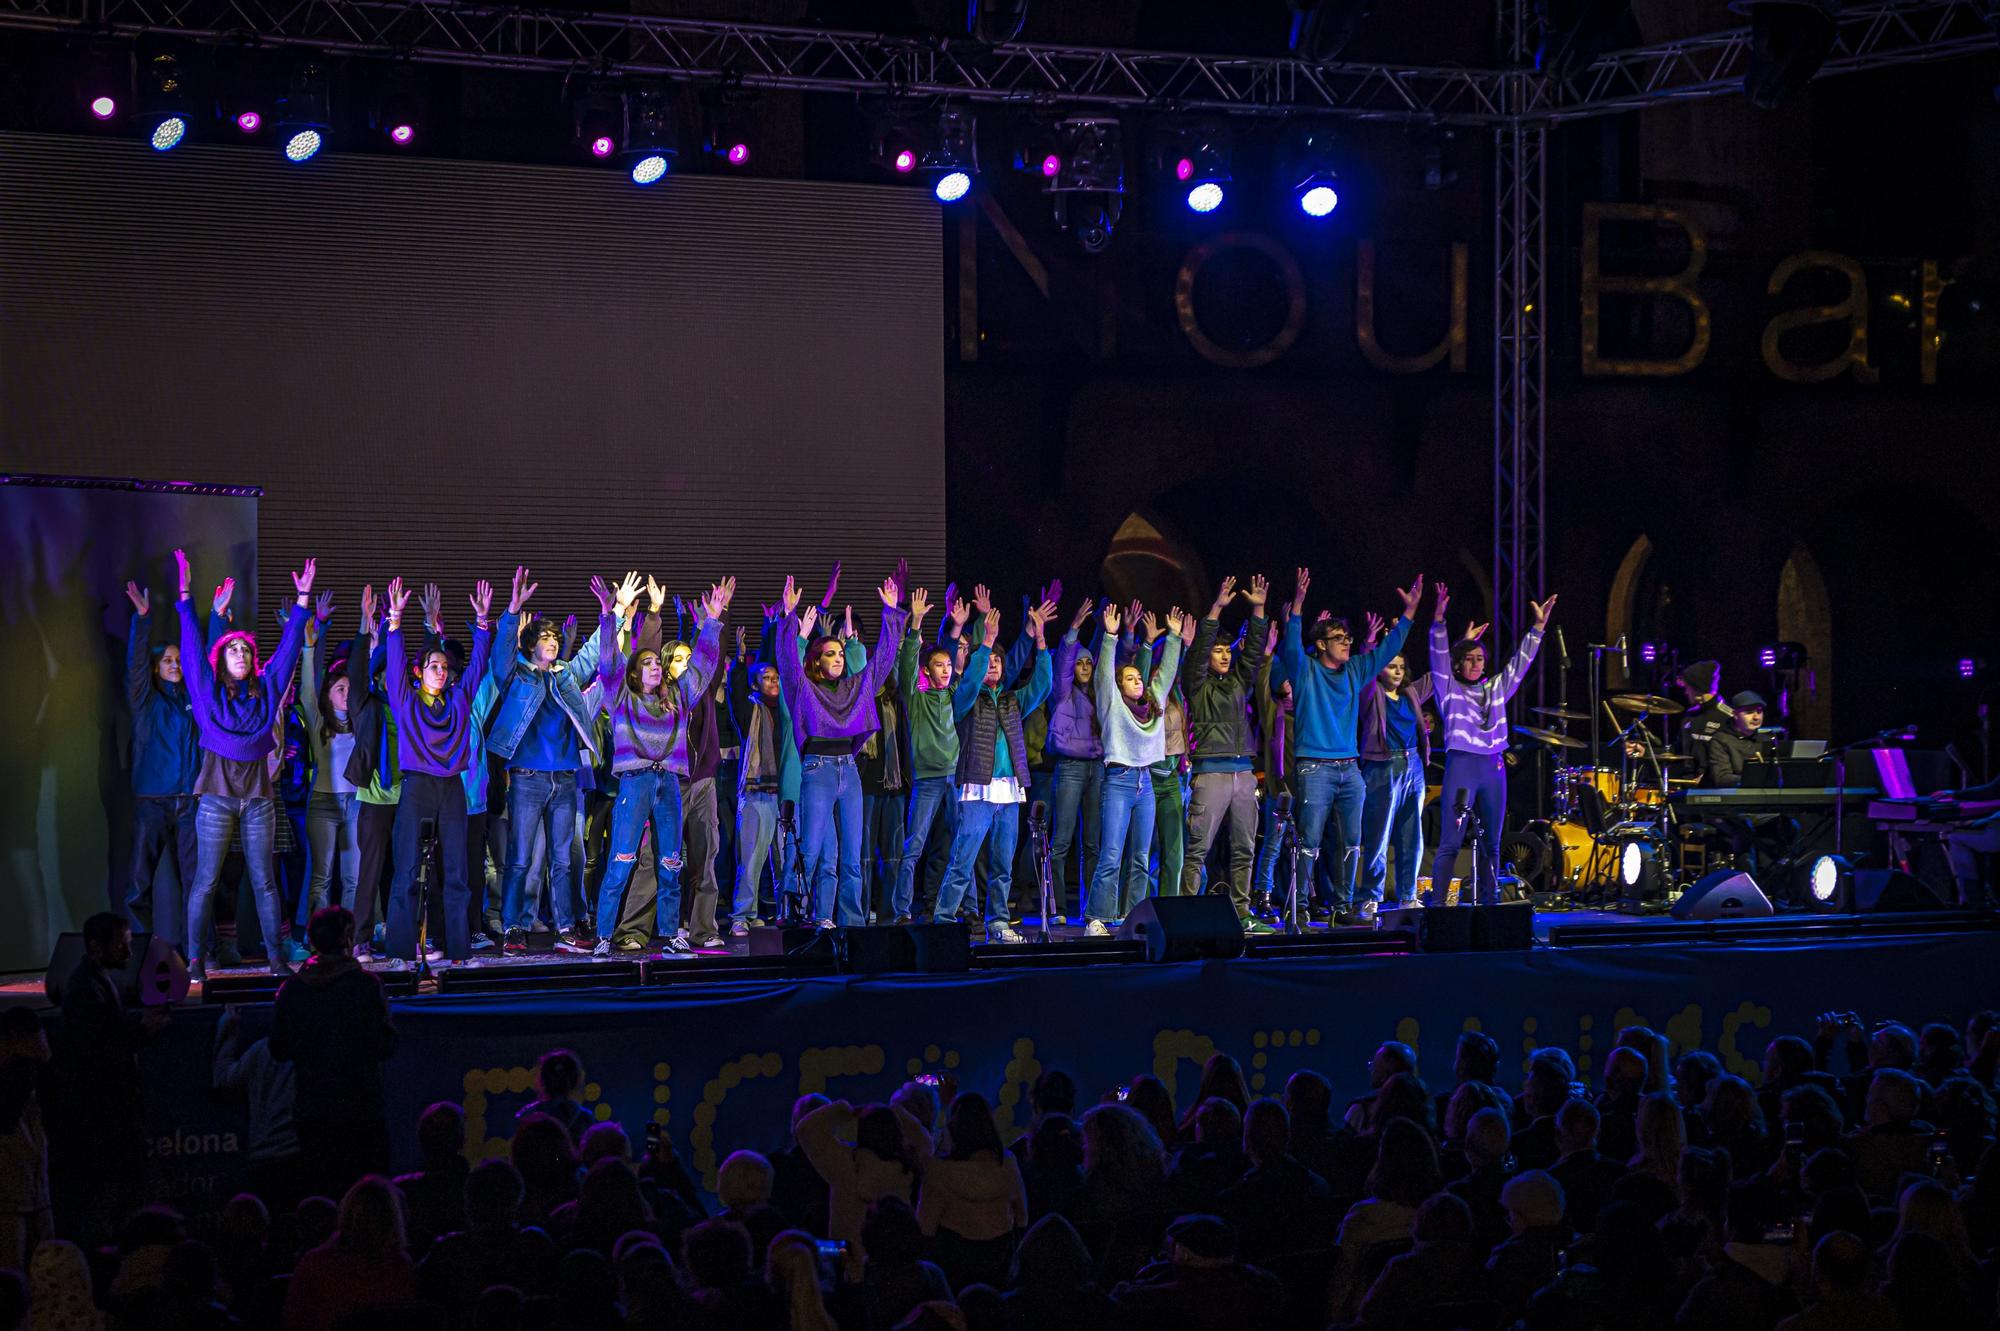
[191, 795, 285, 964]
[895, 776, 957, 920]
[596, 769, 685, 939]
[936, 798, 1021, 926]
[304, 790, 360, 928]
[1429, 750, 1507, 906]
[1360, 753, 1426, 907]
[503, 769, 578, 934]
[1087, 766, 1154, 922]
[128, 794, 198, 944]
[1294, 758, 1367, 913]
[733, 790, 779, 922]
[862, 790, 906, 919]
[800, 754, 866, 924]
[1051, 757, 1103, 914]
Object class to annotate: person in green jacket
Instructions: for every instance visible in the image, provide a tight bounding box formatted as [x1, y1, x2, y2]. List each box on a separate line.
[1181, 575, 1273, 931]
[892, 587, 963, 925]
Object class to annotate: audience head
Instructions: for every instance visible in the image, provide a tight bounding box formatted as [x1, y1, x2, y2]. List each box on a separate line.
[306, 905, 356, 959]
[1008, 1214, 1093, 1292]
[1502, 1171, 1567, 1235]
[767, 1231, 834, 1325]
[1783, 1083, 1846, 1152]
[1602, 1046, 1649, 1099]
[219, 1192, 270, 1252]
[856, 1104, 919, 1177]
[578, 1121, 632, 1167]
[470, 1285, 525, 1331]
[1163, 1214, 1236, 1269]
[466, 1159, 527, 1229]
[946, 1092, 1006, 1161]
[576, 1155, 652, 1225]
[534, 1049, 585, 1103]
[1870, 1023, 1918, 1071]
[1413, 1192, 1475, 1245]
[1368, 1117, 1444, 1205]
[1373, 1071, 1435, 1136]
[1284, 1070, 1333, 1134]
[1454, 1031, 1501, 1086]
[1672, 1050, 1722, 1110]
[682, 1217, 754, 1291]
[1801, 1149, 1858, 1202]
[163, 1239, 218, 1306]
[1444, 1080, 1512, 1142]
[890, 1080, 939, 1132]
[1701, 1074, 1762, 1137]
[294, 1196, 338, 1254]
[1865, 1068, 1922, 1127]
[1895, 1178, 1975, 1266]
[26, 1242, 95, 1326]
[1763, 1035, 1817, 1085]
[1809, 1230, 1870, 1297]
[1031, 1069, 1078, 1118]
[1465, 1107, 1512, 1169]
[1612, 1026, 1670, 1093]
[861, 1195, 927, 1267]
[1523, 1052, 1574, 1119]
[1027, 1114, 1082, 1174]
[82, 910, 132, 966]
[791, 1093, 831, 1137]
[1932, 1076, 1995, 1144]
[1370, 1042, 1418, 1089]
[1555, 1097, 1601, 1157]
[717, 1150, 775, 1212]
[1808, 1187, 1873, 1249]
[1242, 1098, 1289, 1165]
[1080, 1103, 1167, 1188]
[121, 1203, 187, 1253]
[417, 1100, 466, 1164]
[1677, 1145, 1730, 1222]
[1121, 1076, 1177, 1146]
[335, 1175, 408, 1259]
[1191, 1096, 1243, 1151]
[511, 1112, 579, 1190]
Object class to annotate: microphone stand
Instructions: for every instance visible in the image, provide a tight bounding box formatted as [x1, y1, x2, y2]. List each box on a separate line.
[1276, 799, 1305, 936]
[1029, 805, 1054, 944]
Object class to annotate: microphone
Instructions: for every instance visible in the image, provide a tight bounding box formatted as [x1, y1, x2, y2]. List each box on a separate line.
[1452, 788, 1469, 817]
[1615, 633, 1628, 673]
[1554, 625, 1569, 668]
[1030, 800, 1050, 831]
[1274, 792, 1294, 821]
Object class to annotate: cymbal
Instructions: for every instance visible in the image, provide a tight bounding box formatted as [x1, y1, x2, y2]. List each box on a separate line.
[1609, 693, 1685, 715]
[1530, 706, 1594, 721]
[1515, 725, 1588, 751]
[1667, 776, 1702, 787]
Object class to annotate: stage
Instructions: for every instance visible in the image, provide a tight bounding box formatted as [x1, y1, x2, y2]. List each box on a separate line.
[23, 906, 1995, 1232]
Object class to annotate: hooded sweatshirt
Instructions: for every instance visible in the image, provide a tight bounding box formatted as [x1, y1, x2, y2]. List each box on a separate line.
[1047, 631, 1105, 761]
[1096, 632, 1184, 769]
[179, 598, 310, 764]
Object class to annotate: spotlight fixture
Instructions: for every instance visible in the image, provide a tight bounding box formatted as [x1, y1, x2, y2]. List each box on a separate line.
[622, 84, 678, 187]
[925, 107, 978, 203]
[370, 62, 423, 148]
[275, 56, 332, 164]
[1639, 641, 1661, 664]
[1009, 121, 1062, 179]
[136, 44, 193, 151]
[1804, 854, 1852, 912]
[1960, 658, 1981, 681]
[1615, 835, 1665, 899]
[1758, 642, 1809, 671]
[1730, 0, 1841, 110]
[1157, 125, 1230, 215]
[570, 76, 622, 162]
[1286, 124, 1341, 219]
[235, 110, 262, 134]
[1045, 116, 1125, 254]
[76, 40, 128, 124]
[700, 90, 755, 168]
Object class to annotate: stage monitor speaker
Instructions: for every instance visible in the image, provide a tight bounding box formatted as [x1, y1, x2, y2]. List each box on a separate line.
[746, 924, 830, 959]
[1670, 870, 1776, 921]
[1472, 901, 1535, 951]
[1117, 896, 1245, 963]
[904, 922, 972, 974]
[1378, 905, 1473, 953]
[43, 932, 187, 1007]
[1853, 869, 1948, 914]
[840, 925, 914, 975]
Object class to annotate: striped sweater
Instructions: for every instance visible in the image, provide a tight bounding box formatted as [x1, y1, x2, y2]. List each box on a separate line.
[1427, 620, 1542, 755]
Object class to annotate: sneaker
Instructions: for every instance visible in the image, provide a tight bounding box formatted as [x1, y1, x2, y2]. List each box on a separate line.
[470, 932, 496, 952]
[280, 938, 311, 964]
[370, 923, 387, 949]
[729, 920, 751, 938]
[616, 936, 647, 953]
[267, 957, 294, 978]
[352, 942, 373, 963]
[212, 940, 245, 968]
[1051, 914, 1069, 926]
[1084, 919, 1110, 938]
[382, 958, 411, 972]
[695, 935, 724, 950]
[1358, 901, 1380, 922]
[867, 911, 879, 924]
[591, 939, 613, 959]
[502, 930, 527, 955]
[1241, 916, 1279, 936]
[423, 945, 443, 962]
[1334, 911, 1369, 927]
[987, 924, 1026, 944]
[554, 930, 591, 954]
[1307, 905, 1332, 923]
[815, 919, 836, 931]
[658, 935, 694, 958]
[188, 959, 207, 986]
[891, 914, 914, 926]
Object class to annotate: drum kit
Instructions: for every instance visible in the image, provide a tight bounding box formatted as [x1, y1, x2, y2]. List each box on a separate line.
[1514, 693, 1698, 902]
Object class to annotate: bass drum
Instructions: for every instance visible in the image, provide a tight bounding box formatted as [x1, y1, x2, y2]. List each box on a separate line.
[1545, 817, 1601, 888]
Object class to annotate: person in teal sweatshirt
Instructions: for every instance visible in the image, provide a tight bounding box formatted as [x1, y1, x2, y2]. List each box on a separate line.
[1274, 568, 1424, 928]
[1083, 604, 1188, 935]
[893, 587, 962, 926]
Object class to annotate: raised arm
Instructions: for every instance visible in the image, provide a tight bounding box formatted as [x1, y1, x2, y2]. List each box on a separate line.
[1350, 577, 1422, 682]
[593, 613, 623, 711]
[1093, 603, 1123, 717]
[860, 576, 908, 697]
[297, 617, 326, 733]
[677, 579, 735, 703]
[1149, 614, 1187, 705]
[1491, 596, 1556, 703]
[383, 579, 415, 713]
[1016, 646, 1054, 718]
[1235, 576, 1272, 682]
[954, 645, 992, 721]
[125, 598, 155, 714]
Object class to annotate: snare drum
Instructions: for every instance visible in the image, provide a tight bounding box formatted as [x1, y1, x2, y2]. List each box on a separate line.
[1627, 786, 1667, 807]
[1559, 766, 1621, 805]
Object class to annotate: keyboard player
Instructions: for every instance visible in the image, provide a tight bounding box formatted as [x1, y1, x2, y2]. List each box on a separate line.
[1687, 690, 1790, 877]
[1920, 775, 2000, 910]
[1701, 691, 1779, 788]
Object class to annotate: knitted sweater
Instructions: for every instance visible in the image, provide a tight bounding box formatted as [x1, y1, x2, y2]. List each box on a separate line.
[385, 623, 496, 778]
[776, 606, 907, 751]
[1096, 633, 1184, 769]
[179, 599, 309, 764]
[598, 613, 722, 776]
[1427, 620, 1542, 756]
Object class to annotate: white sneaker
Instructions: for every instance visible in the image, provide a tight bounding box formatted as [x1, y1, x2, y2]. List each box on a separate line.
[816, 918, 836, 931]
[729, 920, 750, 938]
[1051, 914, 1069, 926]
[1084, 919, 1110, 938]
[987, 924, 1026, 944]
[591, 939, 613, 959]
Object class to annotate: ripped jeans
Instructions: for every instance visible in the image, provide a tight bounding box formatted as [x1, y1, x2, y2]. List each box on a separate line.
[594, 767, 686, 940]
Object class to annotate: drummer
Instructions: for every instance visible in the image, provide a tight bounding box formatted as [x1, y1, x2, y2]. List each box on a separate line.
[1677, 660, 1732, 769]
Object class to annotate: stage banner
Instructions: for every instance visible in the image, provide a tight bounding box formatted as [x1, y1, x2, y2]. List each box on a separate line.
[112, 931, 2000, 1237]
[0, 475, 258, 974]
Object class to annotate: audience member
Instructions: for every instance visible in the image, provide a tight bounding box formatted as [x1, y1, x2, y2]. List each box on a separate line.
[513, 1049, 596, 1146]
[510, 1112, 581, 1227]
[1283, 1070, 1342, 1184]
[210, 1005, 302, 1213]
[1674, 1198, 1801, 1331]
[1000, 1214, 1112, 1330]
[27, 1240, 103, 1331]
[771, 1094, 834, 1237]
[418, 1160, 559, 1307]
[282, 1175, 417, 1331]
[0, 1008, 52, 1273]
[1218, 1098, 1335, 1256]
[1774, 1230, 1897, 1331]
[392, 1100, 469, 1254]
[1513, 1051, 1574, 1171]
[1486, 1169, 1569, 1318]
[1017, 1114, 1083, 1222]
[1595, 1045, 1649, 1165]
[53, 913, 161, 1244]
[843, 1196, 952, 1329]
[797, 1099, 930, 1281]
[1446, 1106, 1514, 1254]
[917, 1092, 1027, 1292]
[1549, 1098, 1626, 1235]
[1845, 1069, 1931, 1201]
[1165, 1098, 1245, 1216]
[1106, 1214, 1284, 1331]
[718, 1149, 789, 1260]
[1352, 1191, 1490, 1329]
[1629, 1092, 1687, 1184]
[1329, 1117, 1441, 1317]
[1343, 1042, 1417, 1134]
[681, 1216, 782, 1329]
[767, 1230, 841, 1331]
[1008, 1070, 1076, 1166]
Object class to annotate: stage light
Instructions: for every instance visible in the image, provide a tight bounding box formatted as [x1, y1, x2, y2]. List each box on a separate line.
[591, 136, 614, 158]
[1960, 658, 1979, 680]
[91, 95, 118, 119]
[1286, 124, 1341, 220]
[621, 84, 679, 187]
[1187, 181, 1225, 213]
[1175, 157, 1193, 181]
[934, 170, 972, 202]
[389, 123, 414, 145]
[894, 148, 916, 173]
[1159, 125, 1230, 216]
[571, 77, 622, 163]
[1046, 117, 1125, 254]
[699, 92, 757, 170]
[1731, 0, 1840, 110]
[922, 107, 978, 202]
[1804, 854, 1852, 912]
[135, 43, 194, 151]
[1614, 836, 1665, 899]
[1620, 840, 1643, 887]
[370, 62, 424, 148]
[1639, 641, 1660, 663]
[1298, 180, 1339, 216]
[1759, 646, 1778, 669]
[150, 116, 188, 151]
[630, 153, 669, 186]
[275, 57, 332, 164]
[236, 110, 262, 133]
[77, 40, 128, 125]
[726, 142, 750, 165]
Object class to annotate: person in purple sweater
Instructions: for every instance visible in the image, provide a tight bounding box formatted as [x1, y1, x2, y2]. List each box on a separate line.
[590, 577, 734, 959]
[774, 571, 908, 927]
[1046, 598, 1103, 922]
[380, 577, 496, 968]
[174, 548, 317, 982]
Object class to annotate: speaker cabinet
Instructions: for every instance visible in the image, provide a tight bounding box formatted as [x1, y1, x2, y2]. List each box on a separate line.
[1670, 870, 1775, 920]
[1117, 896, 1245, 963]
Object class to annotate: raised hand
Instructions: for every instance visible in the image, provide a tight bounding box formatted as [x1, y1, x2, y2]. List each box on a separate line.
[703, 576, 738, 621]
[1177, 608, 1196, 641]
[1530, 594, 1559, 630]
[1125, 599, 1143, 636]
[1364, 611, 1386, 646]
[125, 581, 150, 615]
[735, 625, 748, 659]
[1247, 574, 1270, 610]
[780, 575, 802, 617]
[212, 577, 235, 618]
[1293, 568, 1311, 615]
[973, 584, 994, 617]
[1101, 602, 1122, 635]
[292, 558, 317, 599]
[508, 566, 537, 615]
[877, 575, 899, 608]
[470, 580, 494, 625]
[173, 549, 191, 599]
[420, 583, 443, 635]
[590, 575, 614, 616]
[1433, 582, 1451, 624]
[949, 596, 972, 630]
[893, 557, 909, 600]
[1395, 574, 1424, 619]
[820, 561, 842, 611]
[1141, 611, 1162, 643]
[1030, 597, 1058, 629]
[1209, 575, 1238, 618]
[645, 575, 666, 614]
[909, 588, 932, 626]
[315, 590, 337, 624]
[1069, 599, 1095, 633]
[360, 584, 378, 635]
[815, 609, 837, 640]
[386, 577, 412, 625]
[614, 571, 643, 613]
[562, 614, 578, 651]
[983, 610, 1001, 648]
[1463, 621, 1490, 642]
[843, 606, 856, 639]
[1039, 578, 1063, 609]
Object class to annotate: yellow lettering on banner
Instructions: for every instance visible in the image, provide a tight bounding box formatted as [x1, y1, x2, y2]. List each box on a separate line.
[1580, 202, 1712, 377]
[1153, 1029, 1219, 1104]
[463, 1065, 539, 1162]
[1718, 1002, 1773, 1083]
[1762, 251, 1879, 384]
[694, 1052, 784, 1191]
[1356, 239, 1469, 373]
[996, 1038, 1042, 1144]
[797, 1044, 886, 1096]
[1664, 1004, 1706, 1062]
[1921, 259, 1956, 386]
[1174, 232, 1307, 369]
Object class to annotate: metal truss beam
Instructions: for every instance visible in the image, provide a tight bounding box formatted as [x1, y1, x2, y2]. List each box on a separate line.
[0, 0, 1986, 125]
